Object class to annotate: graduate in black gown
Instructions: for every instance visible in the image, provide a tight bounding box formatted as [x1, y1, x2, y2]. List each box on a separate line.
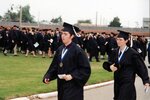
[103, 30, 150, 100]
[9, 25, 20, 56]
[20, 28, 28, 53]
[3, 27, 11, 55]
[107, 32, 118, 61]
[0, 26, 4, 48]
[43, 22, 91, 100]
[148, 42, 150, 68]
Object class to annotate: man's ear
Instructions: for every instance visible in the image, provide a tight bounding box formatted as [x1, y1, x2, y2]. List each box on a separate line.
[71, 34, 74, 39]
[125, 39, 129, 44]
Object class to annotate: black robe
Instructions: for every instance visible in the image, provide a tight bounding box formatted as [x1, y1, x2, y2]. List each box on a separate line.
[43, 42, 91, 100]
[97, 35, 106, 55]
[0, 30, 3, 47]
[148, 42, 150, 64]
[103, 47, 149, 100]
[107, 37, 118, 55]
[20, 31, 28, 52]
[87, 37, 99, 61]
[26, 33, 36, 51]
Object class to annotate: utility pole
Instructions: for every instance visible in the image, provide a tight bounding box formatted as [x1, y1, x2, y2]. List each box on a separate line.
[38, 12, 40, 28]
[95, 11, 98, 26]
[19, 6, 22, 28]
[100, 15, 102, 26]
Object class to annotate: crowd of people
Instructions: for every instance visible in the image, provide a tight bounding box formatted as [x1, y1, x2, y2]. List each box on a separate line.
[0, 25, 149, 63]
[0, 23, 150, 100]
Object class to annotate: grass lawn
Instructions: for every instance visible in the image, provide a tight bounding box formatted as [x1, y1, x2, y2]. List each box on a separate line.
[0, 53, 113, 100]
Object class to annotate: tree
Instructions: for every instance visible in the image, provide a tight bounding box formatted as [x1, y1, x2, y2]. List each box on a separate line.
[3, 9, 18, 22]
[3, 4, 18, 21]
[19, 5, 34, 23]
[108, 17, 121, 27]
[3, 5, 34, 22]
[0, 15, 2, 20]
[50, 16, 63, 24]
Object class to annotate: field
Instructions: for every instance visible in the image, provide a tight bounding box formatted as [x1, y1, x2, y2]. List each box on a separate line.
[0, 53, 113, 100]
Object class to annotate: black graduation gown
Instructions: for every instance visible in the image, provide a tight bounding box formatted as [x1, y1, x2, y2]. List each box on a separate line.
[132, 40, 139, 51]
[148, 42, 150, 64]
[10, 29, 20, 44]
[0, 30, 3, 47]
[52, 34, 60, 51]
[137, 39, 146, 60]
[20, 31, 28, 51]
[103, 47, 149, 100]
[3, 30, 10, 50]
[43, 42, 91, 100]
[35, 32, 43, 51]
[106, 37, 118, 61]
[97, 36, 106, 55]
[87, 37, 99, 61]
[42, 34, 50, 52]
[26, 33, 36, 51]
[0, 30, 5, 47]
[107, 37, 118, 52]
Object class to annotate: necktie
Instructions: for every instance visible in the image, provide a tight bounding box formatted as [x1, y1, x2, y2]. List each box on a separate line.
[118, 51, 122, 63]
[118, 51, 122, 57]
[61, 47, 67, 60]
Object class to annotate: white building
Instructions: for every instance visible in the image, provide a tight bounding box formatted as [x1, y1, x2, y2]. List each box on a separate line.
[143, 18, 150, 28]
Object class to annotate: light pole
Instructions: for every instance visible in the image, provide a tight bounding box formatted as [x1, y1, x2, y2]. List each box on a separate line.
[95, 11, 98, 26]
[37, 12, 40, 28]
[19, 6, 22, 28]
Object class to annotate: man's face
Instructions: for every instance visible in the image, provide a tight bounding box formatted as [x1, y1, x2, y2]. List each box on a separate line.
[22, 30, 26, 33]
[61, 31, 74, 45]
[13, 27, 17, 30]
[116, 38, 128, 47]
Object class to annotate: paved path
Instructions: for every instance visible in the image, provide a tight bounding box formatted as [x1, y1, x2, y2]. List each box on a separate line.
[33, 76, 150, 100]
[85, 77, 150, 100]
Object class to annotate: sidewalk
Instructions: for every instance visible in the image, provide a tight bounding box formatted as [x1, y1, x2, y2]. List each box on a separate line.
[10, 81, 114, 100]
[14, 76, 149, 100]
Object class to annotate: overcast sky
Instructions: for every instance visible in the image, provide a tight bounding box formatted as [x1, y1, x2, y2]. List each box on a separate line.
[0, 0, 149, 27]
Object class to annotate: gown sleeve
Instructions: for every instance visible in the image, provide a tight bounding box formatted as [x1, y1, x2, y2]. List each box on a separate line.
[71, 49, 91, 86]
[102, 49, 117, 72]
[43, 50, 59, 83]
[133, 52, 150, 84]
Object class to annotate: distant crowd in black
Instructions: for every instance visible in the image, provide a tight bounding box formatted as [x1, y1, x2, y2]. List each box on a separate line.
[0, 25, 149, 64]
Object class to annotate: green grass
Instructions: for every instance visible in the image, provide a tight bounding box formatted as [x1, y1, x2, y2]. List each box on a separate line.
[0, 53, 113, 100]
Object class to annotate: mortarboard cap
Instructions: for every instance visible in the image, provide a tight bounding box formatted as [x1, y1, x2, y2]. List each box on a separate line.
[22, 27, 26, 30]
[56, 27, 59, 31]
[13, 25, 19, 28]
[111, 32, 117, 36]
[101, 32, 106, 34]
[62, 22, 81, 37]
[117, 30, 130, 40]
[0, 26, 5, 29]
[103, 62, 112, 72]
[42, 29, 48, 31]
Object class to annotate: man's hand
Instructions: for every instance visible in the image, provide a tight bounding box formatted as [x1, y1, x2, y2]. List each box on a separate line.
[63, 74, 73, 81]
[144, 83, 150, 93]
[12, 40, 14, 43]
[110, 63, 118, 72]
[44, 78, 50, 84]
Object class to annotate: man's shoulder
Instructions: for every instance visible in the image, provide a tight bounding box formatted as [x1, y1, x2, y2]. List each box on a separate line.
[128, 47, 138, 54]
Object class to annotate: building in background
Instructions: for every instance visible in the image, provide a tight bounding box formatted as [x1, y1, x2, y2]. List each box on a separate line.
[143, 18, 150, 28]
